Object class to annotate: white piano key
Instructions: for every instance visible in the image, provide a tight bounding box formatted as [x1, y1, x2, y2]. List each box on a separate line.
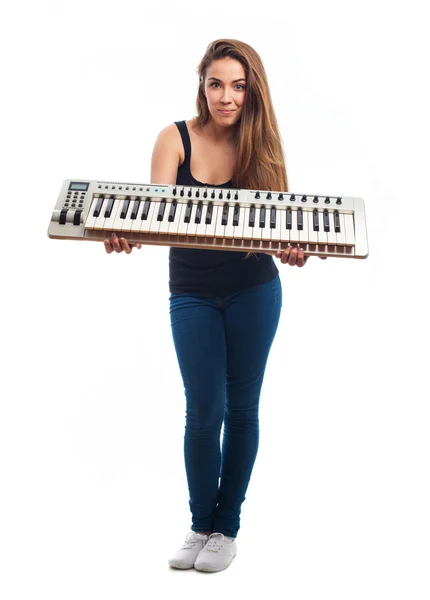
[84, 196, 101, 230]
[186, 202, 199, 236]
[308, 210, 319, 243]
[299, 208, 309, 245]
[232, 204, 245, 240]
[252, 207, 262, 240]
[214, 204, 226, 238]
[177, 202, 189, 236]
[327, 211, 337, 244]
[141, 200, 158, 233]
[112, 199, 127, 231]
[280, 208, 290, 243]
[317, 210, 328, 245]
[270, 207, 282, 242]
[344, 213, 355, 246]
[205, 204, 218, 237]
[242, 207, 254, 240]
[101, 198, 121, 232]
[149, 200, 162, 233]
[260, 206, 272, 241]
[195, 202, 208, 237]
[92, 197, 110, 230]
[120, 197, 137, 233]
[130, 199, 145, 233]
[158, 200, 174, 234]
[335, 212, 346, 245]
[168, 201, 184, 234]
[289, 208, 300, 243]
[224, 204, 235, 239]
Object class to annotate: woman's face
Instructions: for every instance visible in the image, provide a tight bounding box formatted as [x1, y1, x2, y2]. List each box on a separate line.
[203, 57, 247, 126]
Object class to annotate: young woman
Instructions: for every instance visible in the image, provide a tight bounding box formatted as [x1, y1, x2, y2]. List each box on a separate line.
[104, 38, 325, 573]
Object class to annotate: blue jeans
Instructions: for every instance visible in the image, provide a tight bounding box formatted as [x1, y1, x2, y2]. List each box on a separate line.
[169, 275, 282, 539]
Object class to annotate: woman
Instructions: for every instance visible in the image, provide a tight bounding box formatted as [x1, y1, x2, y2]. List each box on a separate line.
[104, 38, 325, 573]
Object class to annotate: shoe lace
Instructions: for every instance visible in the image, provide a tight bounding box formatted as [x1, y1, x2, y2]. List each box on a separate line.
[203, 533, 226, 553]
[181, 531, 210, 550]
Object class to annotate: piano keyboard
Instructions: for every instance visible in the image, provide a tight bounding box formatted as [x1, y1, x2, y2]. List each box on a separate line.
[47, 179, 369, 258]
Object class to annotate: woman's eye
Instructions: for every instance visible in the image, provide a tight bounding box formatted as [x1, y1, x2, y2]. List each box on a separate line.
[210, 83, 245, 90]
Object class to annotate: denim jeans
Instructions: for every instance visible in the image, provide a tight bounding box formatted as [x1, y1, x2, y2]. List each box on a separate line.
[169, 275, 282, 539]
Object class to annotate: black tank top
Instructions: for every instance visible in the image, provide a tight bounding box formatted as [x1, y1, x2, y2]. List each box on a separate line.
[169, 120, 279, 296]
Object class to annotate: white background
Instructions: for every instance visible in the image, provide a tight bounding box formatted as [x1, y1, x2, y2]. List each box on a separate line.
[1, 0, 429, 597]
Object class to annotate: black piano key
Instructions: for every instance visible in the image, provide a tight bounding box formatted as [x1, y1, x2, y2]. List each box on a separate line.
[313, 208, 319, 231]
[222, 203, 229, 226]
[259, 206, 266, 228]
[195, 201, 203, 223]
[120, 198, 131, 219]
[233, 204, 240, 226]
[249, 205, 255, 227]
[270, 206, 276, 228]
[323, 208, 330, 232]
[73, 210, 82, 226]
[157, 199, 166, 221]
[334, 209, 341, 232]
[104, 197, 115, 218]
[59, 208, 68, 224]
[168, 199, 177, 222]
[286, 207, 292, 229]
[93, 197, 104, 217]
[141, 198, 151, 220]
[205, 202, 213, 224]
[184, 200, 192, 223]
[297, 207, 303, 230]
[130, 199, 140, 219]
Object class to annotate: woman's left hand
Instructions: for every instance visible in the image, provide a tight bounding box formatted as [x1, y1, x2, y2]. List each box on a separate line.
[274, 246, 327, 267]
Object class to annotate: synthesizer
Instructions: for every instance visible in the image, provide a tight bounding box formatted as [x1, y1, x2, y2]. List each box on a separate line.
[47, 179, 369, 258]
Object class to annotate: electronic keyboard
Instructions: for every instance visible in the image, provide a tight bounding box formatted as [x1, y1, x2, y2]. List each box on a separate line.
[47, 179, 369, 258]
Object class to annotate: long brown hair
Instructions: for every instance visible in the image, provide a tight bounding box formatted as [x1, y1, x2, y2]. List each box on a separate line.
[195, 39, 289, 260]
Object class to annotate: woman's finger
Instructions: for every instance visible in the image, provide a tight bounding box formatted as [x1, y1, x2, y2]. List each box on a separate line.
[288, 246, 298, 266]
[280, 246, 291, 264]
[110, 233, 123, 253]
[104, 239, 114, 254]
[119, 237, 132, 254]
[297, 247, 306, 267]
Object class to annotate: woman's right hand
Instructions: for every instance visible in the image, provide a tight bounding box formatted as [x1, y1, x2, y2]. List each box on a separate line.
[103, 232, 142, 254]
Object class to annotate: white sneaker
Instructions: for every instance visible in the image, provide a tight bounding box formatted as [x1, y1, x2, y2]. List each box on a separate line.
[194, 532, 237, 572]
[168, 531, 211, 569]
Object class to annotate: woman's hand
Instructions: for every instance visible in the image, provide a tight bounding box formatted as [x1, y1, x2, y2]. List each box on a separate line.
[274, 246, 327, 267]
[103, 232, 142, 254]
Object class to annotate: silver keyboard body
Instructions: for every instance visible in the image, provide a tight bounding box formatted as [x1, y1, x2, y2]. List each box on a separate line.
[48, 179, 369, 258]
